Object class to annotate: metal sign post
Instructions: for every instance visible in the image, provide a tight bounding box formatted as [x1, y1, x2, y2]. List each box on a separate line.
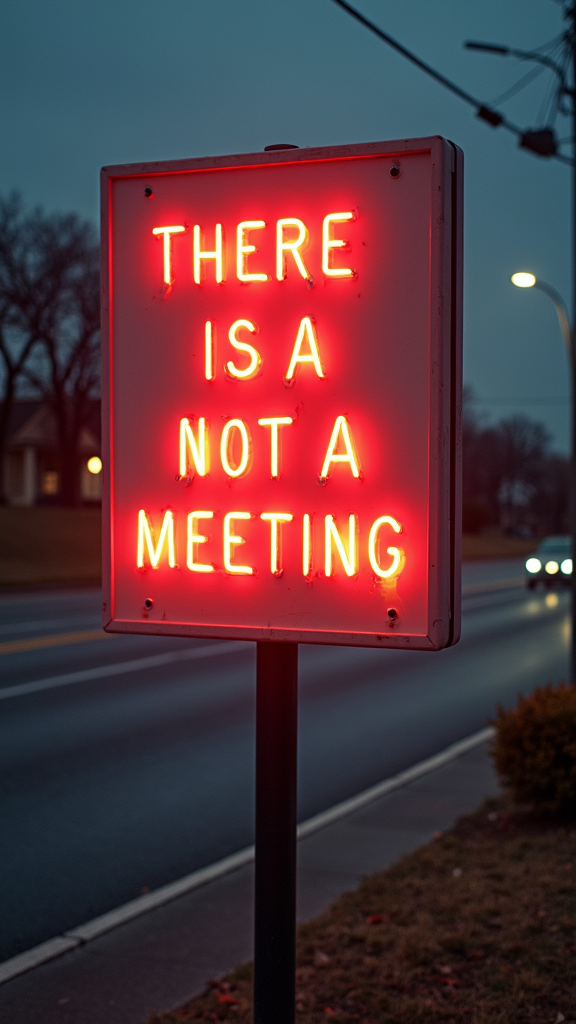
[254, 641, 298, 1024]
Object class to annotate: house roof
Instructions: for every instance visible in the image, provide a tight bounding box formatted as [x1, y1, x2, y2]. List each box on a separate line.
[1, 399, 101, 452]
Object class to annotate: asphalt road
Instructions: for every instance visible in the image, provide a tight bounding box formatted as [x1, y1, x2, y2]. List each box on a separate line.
[0, 560, 569, 962]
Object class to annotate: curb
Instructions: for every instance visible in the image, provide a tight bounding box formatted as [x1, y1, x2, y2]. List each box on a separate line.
[0, 725, 494, 987]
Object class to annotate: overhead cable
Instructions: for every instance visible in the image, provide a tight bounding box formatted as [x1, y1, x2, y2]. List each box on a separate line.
[329, 0, 573, 165]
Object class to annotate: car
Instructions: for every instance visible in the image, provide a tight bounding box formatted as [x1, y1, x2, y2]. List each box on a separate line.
[525, 536, 572, 589]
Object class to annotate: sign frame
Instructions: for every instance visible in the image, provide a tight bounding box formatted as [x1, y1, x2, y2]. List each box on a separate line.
[101, 136, 462, 650]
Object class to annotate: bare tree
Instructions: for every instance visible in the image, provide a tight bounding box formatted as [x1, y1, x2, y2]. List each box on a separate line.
[0, 195, 43, 502]
[531, 453, 570, 534]
[495, 416, 550, 531]
[0, 194, 101, 505]
[462, 393, 560, 533]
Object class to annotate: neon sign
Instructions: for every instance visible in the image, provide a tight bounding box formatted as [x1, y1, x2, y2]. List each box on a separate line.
[102, 138, 462, 649]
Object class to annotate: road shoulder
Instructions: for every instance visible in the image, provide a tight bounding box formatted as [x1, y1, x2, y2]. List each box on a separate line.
[0, 731, 500, 1024]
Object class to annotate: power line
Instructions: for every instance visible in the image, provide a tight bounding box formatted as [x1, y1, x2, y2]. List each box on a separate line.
[489, 61, 548, 108]
[329, 0, 514, 130]
[328, 0, 574, 166]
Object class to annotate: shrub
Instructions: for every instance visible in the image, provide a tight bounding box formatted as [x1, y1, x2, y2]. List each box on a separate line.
[491, 682, 576, 815]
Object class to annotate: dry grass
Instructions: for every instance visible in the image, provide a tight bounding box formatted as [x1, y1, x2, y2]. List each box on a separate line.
[148, 797, 576, 1024]
[0, 506, 101, 586]
[461, 534, 536, 561]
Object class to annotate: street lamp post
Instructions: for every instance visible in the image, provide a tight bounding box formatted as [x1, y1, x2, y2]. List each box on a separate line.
[511, 271, 576, 680]
[511, 272, 571, 353]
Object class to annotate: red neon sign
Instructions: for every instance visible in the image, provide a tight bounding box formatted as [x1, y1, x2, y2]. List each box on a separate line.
[101, 138, 462, 649]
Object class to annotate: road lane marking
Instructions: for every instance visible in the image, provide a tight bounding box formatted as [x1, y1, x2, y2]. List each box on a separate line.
[0, 617, 100, 638]
[0, 630, 113, 656]
[0, 579, 545, 698]
[0, 725, 494, 986]
[0, 641, 247, 701]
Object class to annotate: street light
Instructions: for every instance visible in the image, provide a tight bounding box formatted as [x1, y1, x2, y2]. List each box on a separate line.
[511, 270, 575, 680]
[511, 272, 571, 354]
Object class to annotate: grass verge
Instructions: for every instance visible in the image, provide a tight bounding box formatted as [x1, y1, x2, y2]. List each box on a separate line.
[0, 506, 101, 587]
[148, 797, 576, 1024]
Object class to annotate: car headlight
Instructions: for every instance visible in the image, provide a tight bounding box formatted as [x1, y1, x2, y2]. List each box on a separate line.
[526, 558, 541, 573]
[545, 560, 559, 575]
[561, 558, 573, 575]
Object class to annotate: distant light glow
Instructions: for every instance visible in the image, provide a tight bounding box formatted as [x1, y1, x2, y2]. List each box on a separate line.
[237, 221, 267, 281]
[152, 225, 186, 286]
[87, 456, 102, 475]
[511, 272, 536, 288]
[561, 558, 573, 574]
[187, 511, 215, 573]
[260, 512, 293, 575]
[223, 512, 254, 574]
[322, 212, 354, 278]
[545, 560, 559, 575]
[137, 509, 176, 568]
[526, 557, 541, 573]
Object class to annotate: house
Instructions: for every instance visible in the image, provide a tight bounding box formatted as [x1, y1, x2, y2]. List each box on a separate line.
[2, 400, 101, 505]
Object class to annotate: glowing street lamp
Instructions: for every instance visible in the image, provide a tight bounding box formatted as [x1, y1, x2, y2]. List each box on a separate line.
[510, 272, 536, 288]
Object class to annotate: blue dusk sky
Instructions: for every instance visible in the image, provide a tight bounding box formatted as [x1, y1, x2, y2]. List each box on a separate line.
[1, 0, 572, 450]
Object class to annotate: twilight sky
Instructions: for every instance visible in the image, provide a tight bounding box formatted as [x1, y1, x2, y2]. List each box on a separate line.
[1, 0, 572, 450]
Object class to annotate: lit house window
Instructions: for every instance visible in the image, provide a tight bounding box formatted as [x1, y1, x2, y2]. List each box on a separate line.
[42, 470, 59, 496]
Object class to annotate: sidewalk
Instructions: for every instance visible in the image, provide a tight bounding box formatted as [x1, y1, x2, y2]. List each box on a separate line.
[0, 735, 500, 1024]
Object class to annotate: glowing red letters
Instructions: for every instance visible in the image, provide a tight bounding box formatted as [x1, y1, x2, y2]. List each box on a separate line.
[102, 138, 462, 648]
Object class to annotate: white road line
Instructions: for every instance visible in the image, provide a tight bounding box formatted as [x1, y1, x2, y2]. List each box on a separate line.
[0, 579, 526, 649]
[0, 725, 494, 986]
[296, 726, 495, 839]
[0, 641, 247, 701]
[0, 578, 533, 701]
[0, 937, 81, 985]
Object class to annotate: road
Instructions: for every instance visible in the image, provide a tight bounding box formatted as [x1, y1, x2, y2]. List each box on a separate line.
[0, 559, 569, 962]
